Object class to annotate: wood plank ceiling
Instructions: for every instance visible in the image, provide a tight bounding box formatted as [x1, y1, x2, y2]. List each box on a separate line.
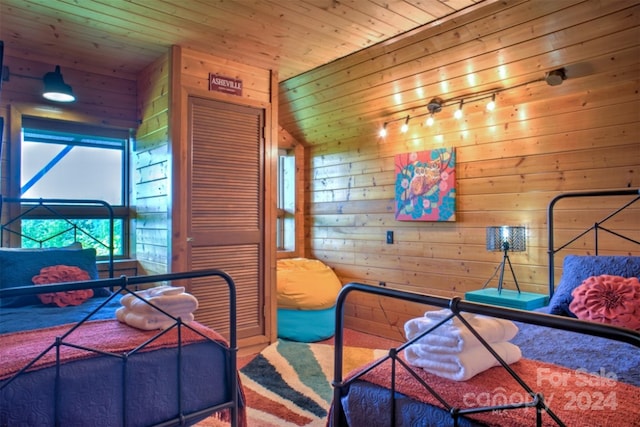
[0, 0, 483, 83]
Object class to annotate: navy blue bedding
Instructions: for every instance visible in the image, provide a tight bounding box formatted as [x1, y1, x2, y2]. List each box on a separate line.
[1, 282, 240, 427]
[0, 294, 238, 427]
[338, 316, 640, 427]
[511, 308, 640, 387]
[1, 339, 231, 426]
[0, 294, 122, 334]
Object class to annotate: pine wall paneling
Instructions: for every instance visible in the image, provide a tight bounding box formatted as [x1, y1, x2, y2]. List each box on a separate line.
[277, 0, 640, 341]
[135, 52, 171, 275]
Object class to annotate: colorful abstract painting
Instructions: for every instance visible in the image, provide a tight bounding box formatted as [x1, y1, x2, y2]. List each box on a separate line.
[394, 148, 456, 221]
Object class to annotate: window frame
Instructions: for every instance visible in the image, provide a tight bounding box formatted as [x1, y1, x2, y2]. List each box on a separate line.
[4, 106, 132, 259]
[276, 141, 303, 258]
[276, 147, 295, 252]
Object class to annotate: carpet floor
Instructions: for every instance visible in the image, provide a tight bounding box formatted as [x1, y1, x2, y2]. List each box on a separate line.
[196, 329, 399, 427]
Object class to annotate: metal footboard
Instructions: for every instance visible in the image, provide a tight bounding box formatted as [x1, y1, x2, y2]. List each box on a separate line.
[0, 269, 239, 427]
[331, 283, 640, 427]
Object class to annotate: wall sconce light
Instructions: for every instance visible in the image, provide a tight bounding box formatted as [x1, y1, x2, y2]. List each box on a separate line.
[378, 68, 567, 136]
[482, 225, 527, 293]
[42, 66, 75, 102]
[1, 64, 76, 103]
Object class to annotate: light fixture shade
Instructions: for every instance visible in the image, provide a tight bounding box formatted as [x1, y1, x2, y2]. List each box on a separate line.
[486, 226, 526, 252]
[42, 65, 75, 102]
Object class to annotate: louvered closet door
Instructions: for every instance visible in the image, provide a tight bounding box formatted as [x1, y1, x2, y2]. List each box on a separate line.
[187, 97, 265, 339]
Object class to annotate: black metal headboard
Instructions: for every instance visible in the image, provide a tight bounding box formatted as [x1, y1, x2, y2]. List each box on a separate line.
[547, 188, 640, 297]
[0, 197, 115, 278]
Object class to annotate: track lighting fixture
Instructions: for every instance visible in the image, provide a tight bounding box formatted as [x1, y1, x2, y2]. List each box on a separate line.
[427, 97, 443, 114]
[379, 122, 387, 137]
[400, 116, 410, 133]
[545, 68, 566, 86]
[454, 100, 464, 119]
[426, 114, 435, 127]
[486, 93, 496, 111]
[378, 68, 566, 137]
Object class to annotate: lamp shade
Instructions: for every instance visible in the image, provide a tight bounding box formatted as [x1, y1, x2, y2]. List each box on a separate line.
[486, 226, 526, 252]
[42, 65, 75, 102]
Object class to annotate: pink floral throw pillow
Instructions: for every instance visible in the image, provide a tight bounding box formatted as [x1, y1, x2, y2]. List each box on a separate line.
[569, 275, 640, 331]
[32, 265, 94, 307]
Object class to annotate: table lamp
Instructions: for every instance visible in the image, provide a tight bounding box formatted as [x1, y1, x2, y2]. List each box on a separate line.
[482, 225, 526, 293]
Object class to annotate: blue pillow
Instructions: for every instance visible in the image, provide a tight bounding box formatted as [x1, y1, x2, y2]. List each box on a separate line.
[0, 248, 104, 307]
[548, 255, 640, 317]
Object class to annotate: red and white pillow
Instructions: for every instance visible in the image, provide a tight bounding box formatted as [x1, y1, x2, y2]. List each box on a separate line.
[569, 275, 640, 331]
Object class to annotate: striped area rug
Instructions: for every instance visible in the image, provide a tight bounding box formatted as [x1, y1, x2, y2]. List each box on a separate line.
[236, 340, 386, 427]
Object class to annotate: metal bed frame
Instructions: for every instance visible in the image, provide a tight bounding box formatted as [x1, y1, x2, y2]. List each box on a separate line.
[0, 197, 241, 426]
[331, 188, 640, 427]
[0, 196, 116, 278]
[0, 269, 239, 427]
[547, 188, 640, 297]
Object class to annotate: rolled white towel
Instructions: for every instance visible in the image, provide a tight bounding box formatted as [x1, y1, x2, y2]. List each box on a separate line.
[116, 306, 195, 330]
[120, 286, 186, 308]
[422, 308, 476, 325]
[404, 312, 518, 354]
[120, 287, 198, 317]
[126, 293, 198, 315]
[405, 341, 522, 381]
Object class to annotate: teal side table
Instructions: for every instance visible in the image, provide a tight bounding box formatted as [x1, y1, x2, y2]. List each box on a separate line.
[465, 288, 549, 310]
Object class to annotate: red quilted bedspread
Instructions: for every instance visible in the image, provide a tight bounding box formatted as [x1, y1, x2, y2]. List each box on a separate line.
[347, 356, 640, 426]
[0, 319, 227, 380]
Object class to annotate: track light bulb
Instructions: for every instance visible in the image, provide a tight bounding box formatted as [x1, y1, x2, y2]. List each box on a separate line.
[379, 123, 387, 137]
[486, 94, 496, 111]
[426, 115, 434, 126]
[454, 100, 464, 119]
[400, 116, 410, 133]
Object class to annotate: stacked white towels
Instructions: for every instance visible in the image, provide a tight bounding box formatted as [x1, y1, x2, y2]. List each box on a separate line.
[404, 309, 521, 381]
[116, 286, 199, 330]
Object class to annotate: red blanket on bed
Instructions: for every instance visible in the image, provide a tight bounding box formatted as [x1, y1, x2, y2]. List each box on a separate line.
[347, 356, 640, 426]
[0, 319, 227, 379]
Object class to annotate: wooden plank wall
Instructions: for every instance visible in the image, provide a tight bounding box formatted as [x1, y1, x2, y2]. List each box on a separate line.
[279, 0, 640, 340]
[0, 56, 137, 197]
[135, 52, 171, 275]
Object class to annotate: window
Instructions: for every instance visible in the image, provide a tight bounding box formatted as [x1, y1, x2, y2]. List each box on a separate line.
[277, 148, 295, 252]
[18, 117, 130, 257]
